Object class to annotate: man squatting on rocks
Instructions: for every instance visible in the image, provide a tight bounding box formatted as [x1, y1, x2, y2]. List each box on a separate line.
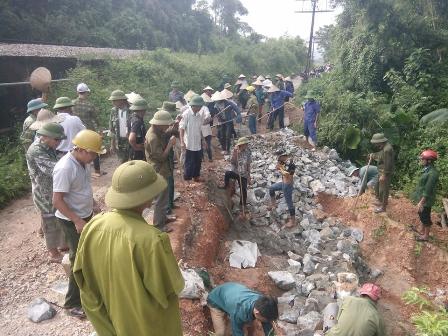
[74, 161, 184, 336]
[327, 283, 386, 336]
[269, 152, 297, 228]
[412, 149, 439, 242]
[52, 130, 104, 319]
[207, 282, 278, 336]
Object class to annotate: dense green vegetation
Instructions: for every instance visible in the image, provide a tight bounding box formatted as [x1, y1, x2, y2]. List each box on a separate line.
[0, 0, 262, 52]
[301, 0, 448, 199]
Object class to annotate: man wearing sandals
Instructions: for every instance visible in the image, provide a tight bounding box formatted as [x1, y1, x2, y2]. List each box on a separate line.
[26, 122, 67, 263]
[74, 161, 184, 335]
[413, 149, 439, 242]
[268, 152, 296, 228]
[53, 130, 105, 319]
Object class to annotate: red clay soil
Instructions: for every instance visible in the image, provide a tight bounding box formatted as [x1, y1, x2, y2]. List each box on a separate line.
[318, 192, 448, 335]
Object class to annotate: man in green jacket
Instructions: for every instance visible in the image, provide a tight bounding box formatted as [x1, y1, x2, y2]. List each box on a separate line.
[21, 98, 48, 151]
[370, 133, 394, 213]
[108, 90, 130, 163]
[207, 282, 278, 336]
[413, 149, 439, 242]
[74, 160, 184, 336]
[327, 283, 386, 336]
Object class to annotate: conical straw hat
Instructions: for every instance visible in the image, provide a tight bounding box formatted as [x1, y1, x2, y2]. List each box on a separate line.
[267, 84, 280, 93]
[252, 79, 263, 86]
[30, 109, 65, 130]
[220, 89, 234, 99]
[30, 67, 52, 92]
[211, 91, 223, 102]
[184, 90, 197, 102]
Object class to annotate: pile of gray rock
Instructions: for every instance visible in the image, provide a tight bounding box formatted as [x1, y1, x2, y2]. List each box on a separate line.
[224, 129, 382, 335]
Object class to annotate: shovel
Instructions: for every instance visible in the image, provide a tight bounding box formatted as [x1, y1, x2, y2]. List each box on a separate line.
[350, 155, 372, 219]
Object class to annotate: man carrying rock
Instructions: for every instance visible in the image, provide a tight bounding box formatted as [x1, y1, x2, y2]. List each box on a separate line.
[179, 95, 210, 182]
[54, 97, 86, 158]
[72, 83, 104, 177]
[327, 283, 386, 336]
[412, 149, 439, 242]
[21, 98, 48, 151]
[222, 137, 252, 219]
[26, 122, 67, 263]
[370, 133, 394, 213]
[108, 89, 130, 163]
[52, 130, 104, 319]
[128, 98, 148, 160]
[145, 108, 178, 231]
[268, 152, 296, 228]
[302, 90, 320, 148]
[74, 160, 184, 335]
[207, 282, 278, 336]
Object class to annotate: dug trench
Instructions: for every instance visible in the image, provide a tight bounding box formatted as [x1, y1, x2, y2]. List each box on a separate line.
[172, 127, 446, 336]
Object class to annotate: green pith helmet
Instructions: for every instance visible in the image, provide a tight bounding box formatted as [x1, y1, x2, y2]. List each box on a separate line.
[36, 122, 67, 140]
[108, 90, 127, 101]
[27, 98, 48, 113]
[236, 137, 250, 146]
[130, 98, 148, 111]
[347, 166, 360, 176]
[149, 110, 174, 126]
[160, 101, 177, 113]
[105, 160, 167, 209]
[370, 133, 388, 144]
[304, 90, 315, 99]
[189, 95, 205, 107]
[53, 97, 75, 110]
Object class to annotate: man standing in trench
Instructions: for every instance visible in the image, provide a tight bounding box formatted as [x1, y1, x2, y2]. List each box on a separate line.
[74, 160, 184, 336]
[52, 129, 104, 319]
[370, 133, 394, 213]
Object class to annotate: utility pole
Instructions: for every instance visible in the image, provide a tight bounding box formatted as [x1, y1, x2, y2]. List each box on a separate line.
[296, 0, 334, 74]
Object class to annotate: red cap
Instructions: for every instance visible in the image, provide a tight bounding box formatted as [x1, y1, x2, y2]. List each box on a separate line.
[359, 283, 381, 301]
[420, 149, 438, 161]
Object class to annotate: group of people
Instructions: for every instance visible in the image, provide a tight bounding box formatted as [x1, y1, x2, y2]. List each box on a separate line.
[347, 133, 440, 242]
[19, 70, 436, 335]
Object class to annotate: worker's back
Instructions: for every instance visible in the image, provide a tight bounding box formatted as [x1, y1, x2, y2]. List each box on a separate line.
[327, 296, 386, 336]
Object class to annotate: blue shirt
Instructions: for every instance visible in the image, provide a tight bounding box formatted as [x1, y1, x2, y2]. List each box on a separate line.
[207, 283, 273, 336]
[270, 90, 293, 109]
[303, 99, 321, 122]
[285, 81, 294, 95]
[216, 100, 241, 123]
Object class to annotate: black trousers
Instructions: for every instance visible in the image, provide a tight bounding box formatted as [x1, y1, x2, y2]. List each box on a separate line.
[93, 155, 100, 171]
[184, 149, 202, 180]
[224, 171, 247, 205]
[418, 207, 432, 227]
[218, 123, 233, 152]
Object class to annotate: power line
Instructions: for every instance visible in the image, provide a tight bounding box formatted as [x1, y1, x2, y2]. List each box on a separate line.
[295, 0, 334, 73]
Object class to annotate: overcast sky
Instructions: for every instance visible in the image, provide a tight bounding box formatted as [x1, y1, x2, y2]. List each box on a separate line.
[239, 0, 343, 41]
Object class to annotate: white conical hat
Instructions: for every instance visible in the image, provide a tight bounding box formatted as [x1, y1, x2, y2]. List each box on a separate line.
[211, 91, 223, 102]
[238, 74, 246, 79]
[203, 86, 213, 91]
[267, 84, 280, 93]
[184, 90, 197, 102]
[252, 79, 263, 86]
[220, 89, 234, 100]
[125, 92, 143, 104]
[257, 75, 265, 81]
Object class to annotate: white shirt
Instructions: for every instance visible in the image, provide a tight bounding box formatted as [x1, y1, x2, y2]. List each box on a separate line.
[57, 112, 85, 152]
[53, 152, 93, 220]
[118, 108, 127, 138]
[200, 106, 212, 138]
[179, 107, 206, 151]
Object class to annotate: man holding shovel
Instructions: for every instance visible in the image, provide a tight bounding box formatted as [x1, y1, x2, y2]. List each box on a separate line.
[222, 137, 252, 219]
[370, 133, 394, 213]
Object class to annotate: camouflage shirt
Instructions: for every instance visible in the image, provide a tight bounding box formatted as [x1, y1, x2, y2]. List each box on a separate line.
[72, 97, 99, 131]
[26, 139, 58, 214]
[20, 114, 37, 150]
[109, 105, 130, 141]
